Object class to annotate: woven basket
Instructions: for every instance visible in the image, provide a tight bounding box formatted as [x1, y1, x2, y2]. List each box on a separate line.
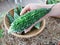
[3, 8, 46, 38]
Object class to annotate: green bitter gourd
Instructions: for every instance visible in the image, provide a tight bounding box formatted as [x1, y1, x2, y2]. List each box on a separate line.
[7, 12, 14, 24]
[14, 8, 20, 20]
[8, 8, 51, 33]
[14, 4, 22, 20]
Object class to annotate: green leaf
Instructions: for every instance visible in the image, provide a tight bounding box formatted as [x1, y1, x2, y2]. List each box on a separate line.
[34, 22, 41, 29]
[0, 29, 4, 38]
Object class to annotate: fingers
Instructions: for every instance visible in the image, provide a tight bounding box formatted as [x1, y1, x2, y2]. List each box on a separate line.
[20, 5, 30, 15]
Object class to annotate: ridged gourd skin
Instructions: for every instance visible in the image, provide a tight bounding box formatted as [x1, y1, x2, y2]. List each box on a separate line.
[8, 8, 51, 33]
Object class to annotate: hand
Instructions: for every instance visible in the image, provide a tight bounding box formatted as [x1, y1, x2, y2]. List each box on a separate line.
[47, 3, 60, 18]
[20, 3, 53, 15]
[20, 3, 60, 18]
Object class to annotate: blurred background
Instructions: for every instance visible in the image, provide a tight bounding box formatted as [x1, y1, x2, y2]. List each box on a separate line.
[0, 0, 46, 13]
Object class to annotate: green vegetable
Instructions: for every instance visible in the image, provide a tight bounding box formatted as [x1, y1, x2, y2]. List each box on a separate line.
[0, 29, 4, 38]
[14, 12, 19, 20]
[46, 0, 60, 4]
[8, 8, 51, 33]
[14, 4, 22, 15]
[14, 8, 20, 20]
[14, 4, 22, 20]
[7, 13, 14, 24]
[14, 8, 19, 15]
[17, 4, 22, 14]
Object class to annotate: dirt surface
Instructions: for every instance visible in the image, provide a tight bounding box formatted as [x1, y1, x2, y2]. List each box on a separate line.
[0, 17, 60, 45]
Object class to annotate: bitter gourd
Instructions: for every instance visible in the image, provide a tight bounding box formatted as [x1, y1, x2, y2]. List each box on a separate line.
[14, 8, 20, 20]
[14, 4, 22, 20]
[8, 8, 51, 33]
[17, 4, 22, 14]
[14, 4, 22, 15]
[14, 12, 19, 20]
[7, 12, 14, 24]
